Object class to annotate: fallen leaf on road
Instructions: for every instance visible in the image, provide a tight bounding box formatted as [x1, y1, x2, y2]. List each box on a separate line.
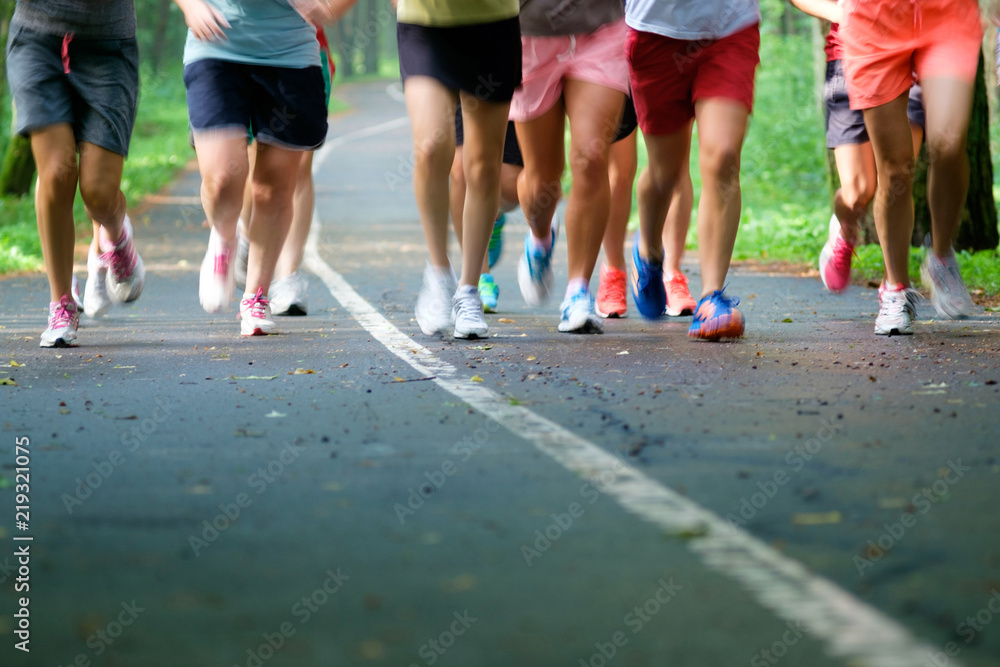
[470, 345, 492, 350]
[9, 360, 22, 367]
[497, 318, 515, 323]
[526, 355, 536, 361]
[113, 365, 136, 369]
[291, 368, 317, 374]
[0, 378, 17, 386]
[782, 318, 793, 323]
[265, 411, 286, 418]
[229, 375, 279, 380]
[792, 511, 841, 525]
[617, 350, 629, 356]
[234, 429, 266, 437]
[470, 375, 484, 382]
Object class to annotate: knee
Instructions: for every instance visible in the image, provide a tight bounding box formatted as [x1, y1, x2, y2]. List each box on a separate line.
[878, 158, 914, 198]
[79, 178, 123, 221]
[926, 134, 967, 168]
[36, 155, 78, 196]
[413, 134, 453, 172]
[463, 157, 501, 194]
[201, 164, 247, 205]
[699, 142, 742, 183]
[251, 178, 294, 211]
[840, 176, 875, 211]
[569, 143, 610, 188]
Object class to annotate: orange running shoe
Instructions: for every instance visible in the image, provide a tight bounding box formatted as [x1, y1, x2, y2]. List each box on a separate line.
[664, 272, 696, 316]
[687, 288, 745, 341]
[595, 264, 627, 318]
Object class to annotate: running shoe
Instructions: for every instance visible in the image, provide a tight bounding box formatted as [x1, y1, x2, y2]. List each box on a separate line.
[415, 264, 457, 336]
[453, 285, 489, 339]
[199, 227, 236, 314]
[84, 240, 112, 318]
[595, 264, 627, 318]
[874, 283, 917, 335]
[101, 215, 144, 304]
[488, 213, 506, 269]
[664, 271, 696, 316]
[478, 273, 499, 313]
[234, 226, 250, 289]
[40, 294, 80, 348]
[559, 287, 603, 334]
[688, 288, 745, 340]
[517, 223, 557, 307]
[270, 270, 308, 316]
[240, 287, 277, 336]
[630, 233, 666, 319]
[920, 245, 973, 319]
[819, 214, 854, 293]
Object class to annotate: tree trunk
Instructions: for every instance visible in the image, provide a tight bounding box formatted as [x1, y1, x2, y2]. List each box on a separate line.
[363, 0, 379, 75]
[149, 0, 174, 74]
[0, 0, 16, 131]
[0, 133, 36, 197]
[333, 11, 354, 78]
[912, 51, 998, 251]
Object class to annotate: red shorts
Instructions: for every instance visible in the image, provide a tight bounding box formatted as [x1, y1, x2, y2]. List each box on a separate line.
[626, 23, 760, 136]
[840, 0, 983, 110]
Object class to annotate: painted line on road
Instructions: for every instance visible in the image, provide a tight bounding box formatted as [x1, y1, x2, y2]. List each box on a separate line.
[303, 117, 950, 667]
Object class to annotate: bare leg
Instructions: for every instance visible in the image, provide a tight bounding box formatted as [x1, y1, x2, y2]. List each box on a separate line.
[78, 142, 127, 239]
[31, 124, 79, 301]
[693, 99, 750, 296]
[662, 122, 694, 275]
[602, 131, 637, 271]
[515, 101, 565, 242]
[404, 76, 459, 271]
[863, 92, 915, 287]
[192, 131, 251, 245]
[832, 142, 877, 245]
[450, 144, 467, 246]
[274, 151, 315, 279]
[244, 143, 303, 297]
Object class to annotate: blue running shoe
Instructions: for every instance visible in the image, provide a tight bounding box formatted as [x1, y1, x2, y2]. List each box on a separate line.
[478, 273, 499, 313]
[630, 232, 665, 319]
[488, 213, 506, 269]
[517, 223, 557, 307]
[688, 288, 745, 340]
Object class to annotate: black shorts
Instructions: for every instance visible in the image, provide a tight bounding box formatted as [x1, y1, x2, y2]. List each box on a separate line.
[613, 94, 638, 143]
[455, 106, 523, 167]
[397, 17, 522, 102]
[6, 22, 139, 156]
[184, 59, 328, 150]
[824, 59, 924, 149]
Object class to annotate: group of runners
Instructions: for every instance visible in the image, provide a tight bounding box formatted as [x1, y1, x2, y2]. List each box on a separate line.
[9, 0, 993, 348]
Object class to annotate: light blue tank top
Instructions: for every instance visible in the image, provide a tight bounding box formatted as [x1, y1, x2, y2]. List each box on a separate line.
[183, 0, 319, 68]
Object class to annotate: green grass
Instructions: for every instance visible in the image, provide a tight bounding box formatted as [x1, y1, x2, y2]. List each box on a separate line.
[631, 30, 1000, 297]
[0, 63, 358, 275]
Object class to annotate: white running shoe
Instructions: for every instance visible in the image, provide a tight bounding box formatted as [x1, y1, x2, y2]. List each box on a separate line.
[234, 225, 250, 289]
[270, 270, 308, 316]
[453, 285, 488, 339]
[84, 241, 111, 318]
[921, 249, 973, 319]
[415, 264, 456, 336]
[558, 287, 603, 334]
[40, 294, 80, 348]
[240, 288, 277, 336]
[199, 227, 236, 314]
[874, 284, 917, 336]
[101, 215, 144, 304]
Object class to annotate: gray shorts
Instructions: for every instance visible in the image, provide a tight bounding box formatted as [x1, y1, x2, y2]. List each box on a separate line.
[5, 22, 139, 157]
[824, 59, 924, 149]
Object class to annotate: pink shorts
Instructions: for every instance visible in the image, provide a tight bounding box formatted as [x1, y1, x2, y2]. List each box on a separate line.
[841, 0, 983, 110]
[509, 19, 630, 122]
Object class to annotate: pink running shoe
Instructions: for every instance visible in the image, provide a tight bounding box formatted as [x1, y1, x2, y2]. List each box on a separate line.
[819, 214, 854, 293]
[664, 271, 696, 316]
[595, 264, 627, 318]
[199, 227, 236, 314]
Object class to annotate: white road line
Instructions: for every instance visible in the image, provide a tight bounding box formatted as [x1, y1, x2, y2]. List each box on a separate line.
[303, 113, 950, 667]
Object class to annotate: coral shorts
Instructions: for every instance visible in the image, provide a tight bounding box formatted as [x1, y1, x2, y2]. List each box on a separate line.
[626, 23, 760, 136]
[840, 0, 983, 110]
[510, 19, 630, 122]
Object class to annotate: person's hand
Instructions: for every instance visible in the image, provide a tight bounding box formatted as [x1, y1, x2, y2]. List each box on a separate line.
[176, 0, 230, 41]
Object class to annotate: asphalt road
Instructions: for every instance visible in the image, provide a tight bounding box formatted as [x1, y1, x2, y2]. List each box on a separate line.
[1, 81, 999, 667]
